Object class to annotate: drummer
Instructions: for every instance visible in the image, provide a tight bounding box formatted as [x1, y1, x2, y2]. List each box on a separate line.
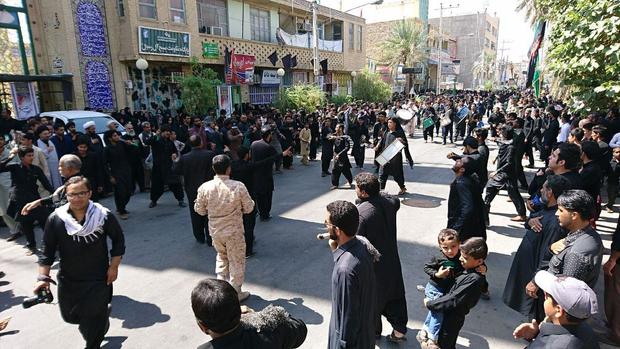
[375, 116, 414, 195]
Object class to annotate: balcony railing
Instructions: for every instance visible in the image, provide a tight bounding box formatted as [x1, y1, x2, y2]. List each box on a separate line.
[276, 28, 343, 53]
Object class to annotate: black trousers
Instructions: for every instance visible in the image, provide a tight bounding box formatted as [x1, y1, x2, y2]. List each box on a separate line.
[524, 139, 535, 167]
[442, 124, 453, 143]
[352, 144, 364, 167]
[16, 207, 48, 249]
[309, 140, 318, 160]
[331, 165, 353, 186]
[438, 315, 465, 349]
[321, 151, 332, 173]
[243, 208, 257, 254]
[282, 154, 293, 168]
[188, 198, 210, 244]
[255, 191, 273, 219]
[423, 125, 434, 141]
[380, 162, 405, 189]
[375, 296, 408, 335]
[150, 171, 184, 203]
[58, 277, 111, 349]
[607, 182, 619, 209]
[130, 161, 145, 192]
[515, 155, 528, 188]
[484, 174, 526, 216]
[113, 175, 132, 214]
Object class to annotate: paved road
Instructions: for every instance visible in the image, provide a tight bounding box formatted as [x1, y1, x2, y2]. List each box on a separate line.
[0, 133, 615, 348]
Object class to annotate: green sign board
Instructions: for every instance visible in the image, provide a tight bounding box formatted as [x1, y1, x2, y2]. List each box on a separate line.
[202, 42, 220, 59]
[138, 26, 190, 57]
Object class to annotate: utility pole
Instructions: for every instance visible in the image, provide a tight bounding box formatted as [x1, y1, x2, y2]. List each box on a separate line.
[312, 0, 320, 78]
[497, 39, 512, 86]
[436, 2, 458, 95]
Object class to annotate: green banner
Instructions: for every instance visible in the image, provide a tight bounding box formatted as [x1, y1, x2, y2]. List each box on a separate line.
[138, 26, 190, 57]
[202, 42, 220, 59]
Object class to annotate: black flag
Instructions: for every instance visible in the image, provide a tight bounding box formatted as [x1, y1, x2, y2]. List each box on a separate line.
[268, 51, 278, 66]
[320, 59, 328, 75]
[291, 55, 298, 68]
[282, 54, 292, 70]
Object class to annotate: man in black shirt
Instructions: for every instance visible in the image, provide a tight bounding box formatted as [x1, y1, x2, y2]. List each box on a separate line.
[0, 146, 53, 254]
[192, 278, 307, 349]
[144, 125, 185, 208]
[326, 200, 377, 348]
[173, 135, 215, 245]
[321, 119, 334, 177]
[35, 176, 125, 349]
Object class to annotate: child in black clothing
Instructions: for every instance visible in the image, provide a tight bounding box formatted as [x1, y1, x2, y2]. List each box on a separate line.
[417, 229, 464, 347]
[423, 237, 488, 349]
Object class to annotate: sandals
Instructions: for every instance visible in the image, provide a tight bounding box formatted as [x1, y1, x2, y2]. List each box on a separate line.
[387, 331, 407, 343]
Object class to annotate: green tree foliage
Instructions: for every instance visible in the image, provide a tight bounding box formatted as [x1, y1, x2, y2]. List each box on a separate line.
[518, 0, 620, 111]
[329, 94, 353, 107]
[274, 84, 326, 112]
[352, 70, 392, 103]
[179, 57, 221, 116]
[379, 19, 428, 69]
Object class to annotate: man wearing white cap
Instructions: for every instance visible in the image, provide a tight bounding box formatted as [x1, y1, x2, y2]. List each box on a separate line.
[83, 121, 103, 154]
[513, 270, 600, 349]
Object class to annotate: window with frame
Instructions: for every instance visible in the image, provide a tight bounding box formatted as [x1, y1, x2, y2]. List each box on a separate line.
[139, 0, 157, 19]
[250, 7, 270, 42]
[197, 0, 229, 36]
[117, 0, 125, 16]
[357, 25, 362, 51]
[348, 23, 354, 50]
[170, 0, 185, 23]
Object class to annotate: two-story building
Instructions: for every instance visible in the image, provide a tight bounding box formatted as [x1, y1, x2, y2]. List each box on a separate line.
[25, 0, 366, 112]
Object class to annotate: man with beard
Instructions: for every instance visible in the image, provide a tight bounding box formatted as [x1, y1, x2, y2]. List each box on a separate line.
[249, 126, 292, 221]
[309, 115, 320, 161]
[104, 130, 134, 220]
[73, 138, 104, 200]
[325, 200, 377, 349]
[375, 117, 413, 195]
[35, 176, 125, 349]
[175, 114, 191, 143]
[503, 175, 571, 322]
[354, 173, 407, 342]
[50, 123, 74, 158]
[121, 122, 146, 193]
[144, 125, 185, 208]
[139, 121, 154, 190]
[447, 156, 486, 241]
[172, 135, 215, 245]
[82, 121, 103, 155]
[321, 119, 334, 177]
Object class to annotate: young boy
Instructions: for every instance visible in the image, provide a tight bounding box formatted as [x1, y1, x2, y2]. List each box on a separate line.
[423, 237, 488, 349]
[299, 123, 311, 166]
[417, 229, 464, 347]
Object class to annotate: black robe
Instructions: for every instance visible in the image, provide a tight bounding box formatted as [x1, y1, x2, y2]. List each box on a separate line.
[447, 175, 486, 241]
[356, 194, 405, 303]
[502, 205, 567, 320]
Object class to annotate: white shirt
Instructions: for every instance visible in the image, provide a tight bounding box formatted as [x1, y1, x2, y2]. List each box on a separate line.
[557, 122, 571, 143]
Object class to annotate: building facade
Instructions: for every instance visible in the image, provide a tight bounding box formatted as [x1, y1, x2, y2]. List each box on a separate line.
[26, 0, 366, 112]
[429, 12, 499, 89]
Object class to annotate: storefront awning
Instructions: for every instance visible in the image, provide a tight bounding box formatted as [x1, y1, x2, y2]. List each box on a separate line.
[0, 73, 73, 83]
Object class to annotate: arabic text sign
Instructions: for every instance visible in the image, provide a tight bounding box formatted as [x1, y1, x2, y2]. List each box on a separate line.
[139, 26, 190, 57]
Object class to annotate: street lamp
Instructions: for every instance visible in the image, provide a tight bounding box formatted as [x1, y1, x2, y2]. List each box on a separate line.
[135, 58, 149, 111]
[344, 0, 383, 13]
[350, 71, 357, 96]
[277, 67, 285, 90]
[350, 71, 357, 77]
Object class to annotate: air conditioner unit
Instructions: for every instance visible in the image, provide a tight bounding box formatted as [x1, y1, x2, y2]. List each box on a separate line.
[208, 26, 223, 36]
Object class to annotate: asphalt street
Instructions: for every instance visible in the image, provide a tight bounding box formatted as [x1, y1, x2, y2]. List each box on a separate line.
[0, 133, 616, 348]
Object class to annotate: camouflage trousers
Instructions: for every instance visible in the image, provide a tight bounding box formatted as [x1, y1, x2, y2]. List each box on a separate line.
[212, 232, 246, 291]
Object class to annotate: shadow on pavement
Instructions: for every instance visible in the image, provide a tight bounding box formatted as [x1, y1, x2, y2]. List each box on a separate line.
[110, 295, 170, 329]
[0, 288, 26, 313]
[246, 295, 324, 325]
[101, 335, 128, 348]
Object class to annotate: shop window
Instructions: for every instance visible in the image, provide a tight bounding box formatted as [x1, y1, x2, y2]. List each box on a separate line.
[117, 0, 125, 16]
[170, 0, 185, 23]
[197, 0, 228, 36]
[139, 0, 157, 19]
[250, 7, 271, 42]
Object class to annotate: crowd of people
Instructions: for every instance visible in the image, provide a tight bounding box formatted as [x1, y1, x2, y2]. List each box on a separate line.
[0, 87, 619, 349]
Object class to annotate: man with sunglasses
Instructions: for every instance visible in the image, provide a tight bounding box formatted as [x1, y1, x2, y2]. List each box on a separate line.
[35, 176, 125, 349]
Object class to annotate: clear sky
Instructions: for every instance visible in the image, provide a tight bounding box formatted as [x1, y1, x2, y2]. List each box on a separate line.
[428, 0, 534, 62]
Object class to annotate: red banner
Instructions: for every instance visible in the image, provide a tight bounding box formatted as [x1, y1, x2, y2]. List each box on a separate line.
[232, 54, 256, 84]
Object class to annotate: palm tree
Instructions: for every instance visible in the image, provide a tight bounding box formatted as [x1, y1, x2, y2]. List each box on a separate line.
[379, 19, 429, 92]
[471, 53, 496, 89]
[515, 0, 542, 24]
